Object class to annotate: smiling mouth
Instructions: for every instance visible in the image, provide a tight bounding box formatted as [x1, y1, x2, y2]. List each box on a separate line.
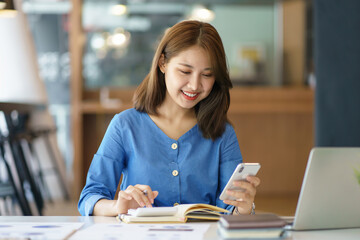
[181, 90, 199, 100]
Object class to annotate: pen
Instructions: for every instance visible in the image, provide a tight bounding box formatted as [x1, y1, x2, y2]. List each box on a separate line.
[142, 190, 155, 207]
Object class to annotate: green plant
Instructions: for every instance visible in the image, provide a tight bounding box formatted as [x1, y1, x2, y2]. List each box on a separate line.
[354, 167, 360, 185]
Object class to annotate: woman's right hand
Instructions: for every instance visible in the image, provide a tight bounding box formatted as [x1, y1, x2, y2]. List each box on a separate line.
[116, 184, 159, 214]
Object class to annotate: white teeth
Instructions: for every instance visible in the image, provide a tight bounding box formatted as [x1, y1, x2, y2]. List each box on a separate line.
[182, 91, 197, 97]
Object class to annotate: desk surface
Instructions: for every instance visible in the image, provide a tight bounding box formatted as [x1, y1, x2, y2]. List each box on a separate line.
[0, 216, 359, 240]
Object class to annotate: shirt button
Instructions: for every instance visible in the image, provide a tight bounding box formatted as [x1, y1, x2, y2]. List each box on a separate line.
[171, 143, 178, 150]
[173, 202, 179, 206]
[172, 170, 179, 176]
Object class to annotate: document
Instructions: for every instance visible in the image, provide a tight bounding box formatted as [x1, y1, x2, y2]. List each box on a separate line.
[0, 222, 84, 240]
[70, 223, 210, 240]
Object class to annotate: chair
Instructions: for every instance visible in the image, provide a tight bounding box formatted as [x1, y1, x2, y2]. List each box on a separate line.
[0, 134, 32, 215]
[4, 112, 44, 215]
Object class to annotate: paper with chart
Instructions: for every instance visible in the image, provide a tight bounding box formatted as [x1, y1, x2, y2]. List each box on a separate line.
[70, 223, 210, 240]
[0, 222, 84, 240]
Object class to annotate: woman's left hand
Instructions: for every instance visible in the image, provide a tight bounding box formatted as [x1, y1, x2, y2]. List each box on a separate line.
[223, 176, 261, 214]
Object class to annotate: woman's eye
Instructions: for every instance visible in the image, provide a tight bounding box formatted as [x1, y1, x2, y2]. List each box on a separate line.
[203, 74, 213, 78]
[180, 70, 190, 74]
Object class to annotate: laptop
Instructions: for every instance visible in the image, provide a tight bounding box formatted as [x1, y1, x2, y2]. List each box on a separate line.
[291, 147, 360, 230]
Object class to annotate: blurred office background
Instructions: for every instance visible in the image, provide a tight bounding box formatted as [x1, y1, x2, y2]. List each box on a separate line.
[1, 0, 359, 216]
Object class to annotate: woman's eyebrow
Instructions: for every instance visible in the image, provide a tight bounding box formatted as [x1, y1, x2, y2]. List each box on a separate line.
[178, 63, 212, 71]
[178, 63, 193, 68]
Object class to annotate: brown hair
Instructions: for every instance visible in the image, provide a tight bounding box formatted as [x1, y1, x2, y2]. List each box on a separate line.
[133, 20, 233, 140]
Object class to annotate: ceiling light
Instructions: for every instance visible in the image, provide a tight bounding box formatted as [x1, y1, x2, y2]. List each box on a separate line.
[110, 4, 127, 16]
[190, 5, 215, 22]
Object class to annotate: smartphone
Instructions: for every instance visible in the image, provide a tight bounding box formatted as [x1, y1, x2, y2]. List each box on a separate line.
[219, 163, 261, 201]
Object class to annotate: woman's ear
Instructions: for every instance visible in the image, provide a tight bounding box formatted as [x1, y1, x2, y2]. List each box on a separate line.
[158, 54, 166, 73]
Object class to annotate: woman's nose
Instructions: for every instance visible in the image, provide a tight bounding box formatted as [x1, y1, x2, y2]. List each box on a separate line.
[188, 74, 201, 90]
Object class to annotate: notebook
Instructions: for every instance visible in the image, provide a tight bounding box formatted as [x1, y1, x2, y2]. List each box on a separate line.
[218, 214, 287, 239]
[219, 213, 287, 229]
[291, 147, 360, 230]
[117, 203, 229, 223]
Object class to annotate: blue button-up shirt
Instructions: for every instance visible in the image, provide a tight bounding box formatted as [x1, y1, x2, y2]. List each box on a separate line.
[78, 108, 242, 216]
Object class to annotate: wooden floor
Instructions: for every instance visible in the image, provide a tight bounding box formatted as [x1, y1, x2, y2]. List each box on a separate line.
[43, 195, 299, 217]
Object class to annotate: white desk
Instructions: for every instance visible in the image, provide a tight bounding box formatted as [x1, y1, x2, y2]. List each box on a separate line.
[0, 216, 360, 239]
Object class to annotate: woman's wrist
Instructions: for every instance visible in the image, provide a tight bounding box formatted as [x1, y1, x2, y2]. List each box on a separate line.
[233, 202, 256, 215]
[93, 199, 119, 216]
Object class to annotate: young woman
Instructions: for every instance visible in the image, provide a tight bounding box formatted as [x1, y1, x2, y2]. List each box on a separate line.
[78, 20, 260, 216]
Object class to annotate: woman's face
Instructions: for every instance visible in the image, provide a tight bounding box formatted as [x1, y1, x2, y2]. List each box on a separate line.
[159, 45, 215, 110]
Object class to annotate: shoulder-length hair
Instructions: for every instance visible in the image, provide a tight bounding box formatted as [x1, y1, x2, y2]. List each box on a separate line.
[133, 20, 233, 140]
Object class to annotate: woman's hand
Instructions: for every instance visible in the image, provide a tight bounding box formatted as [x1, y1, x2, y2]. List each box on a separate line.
[223, 176, 261, 215]
[116, 184, 159, 214]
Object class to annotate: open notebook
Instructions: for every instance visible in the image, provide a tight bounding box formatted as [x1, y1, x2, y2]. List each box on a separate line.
[118, 203, 229, 223]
